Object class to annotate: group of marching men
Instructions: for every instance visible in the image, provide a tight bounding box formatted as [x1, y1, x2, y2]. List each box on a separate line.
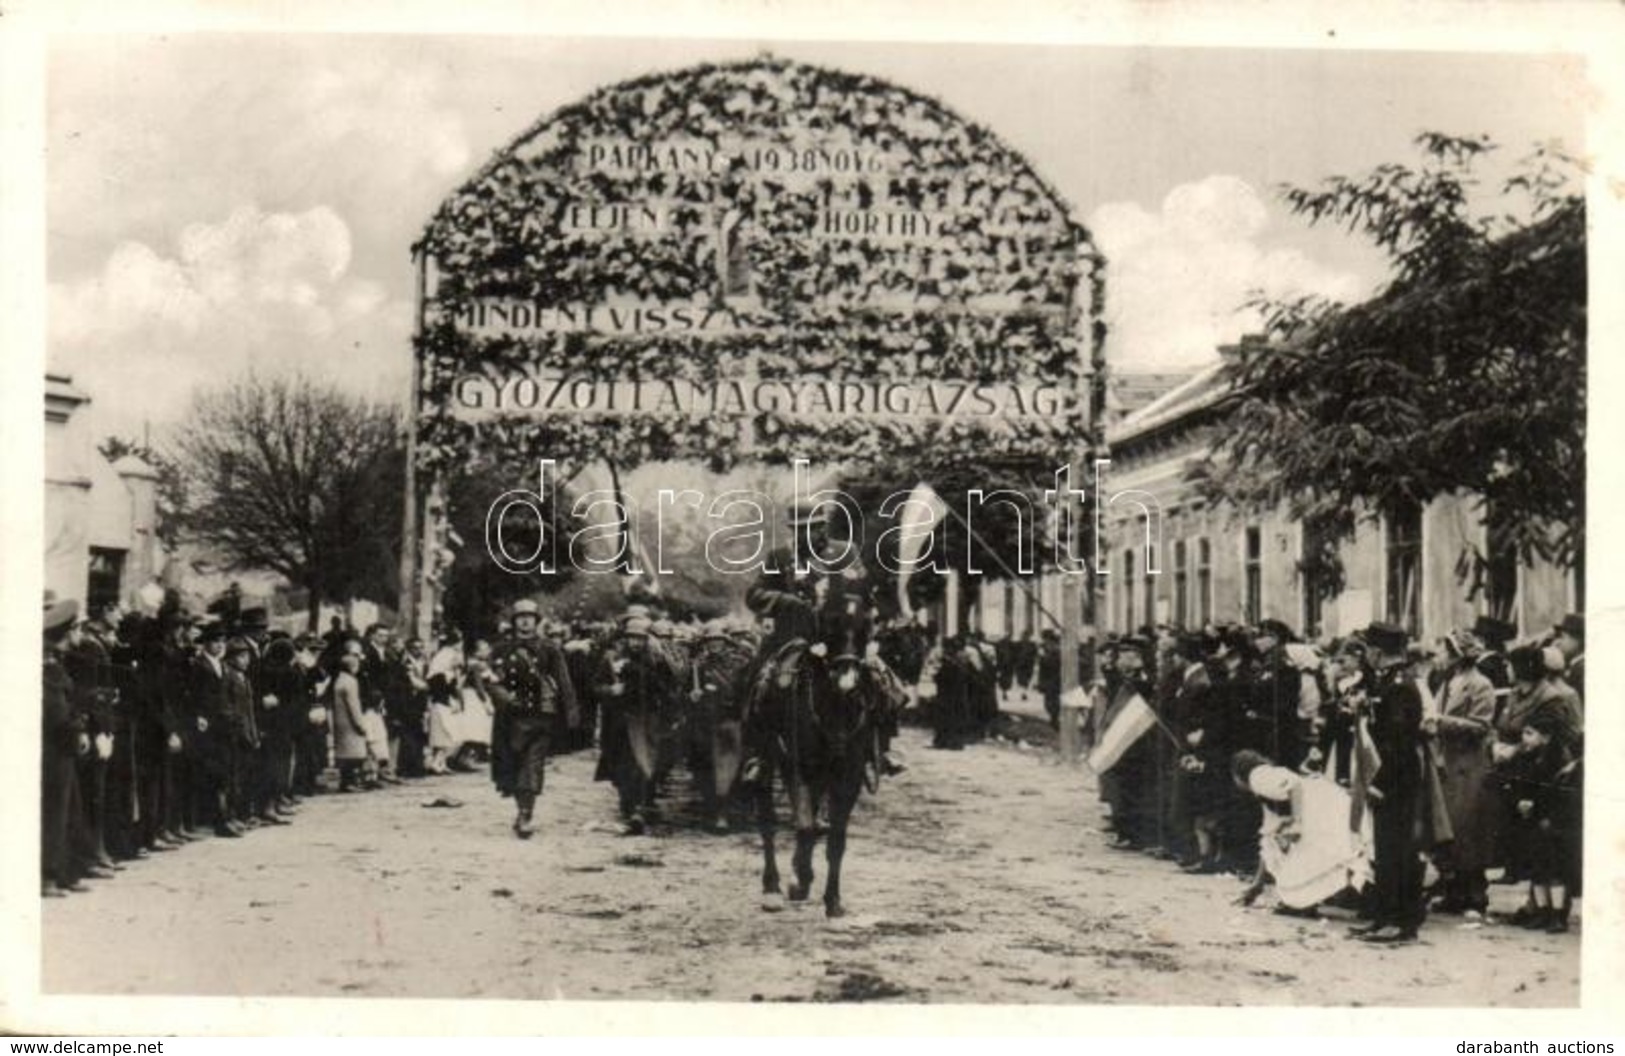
[1072, 614, 1585, 942]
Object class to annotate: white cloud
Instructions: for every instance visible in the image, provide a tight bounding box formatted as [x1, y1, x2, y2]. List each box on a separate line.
[1089, 175, 1367, 369]
[49, 42, 476, 281]
[49, 205, 414, 443]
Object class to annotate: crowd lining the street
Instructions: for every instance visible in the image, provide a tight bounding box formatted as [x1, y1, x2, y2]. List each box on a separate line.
[914, 613, 1584, 942]
[41, 584, 1585, 946]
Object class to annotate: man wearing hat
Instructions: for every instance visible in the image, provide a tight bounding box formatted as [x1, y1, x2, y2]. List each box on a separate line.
[42, 593, 90, 895]
[290, 634, 330, 797]
[1470, 615, 1517, 698]
[223, 637, 274, 827]
[1352, 622, 1428, 944]
[189, 622, 240, 837]
[1244, 618, 1310, 770]
[489, 599, 580, 838]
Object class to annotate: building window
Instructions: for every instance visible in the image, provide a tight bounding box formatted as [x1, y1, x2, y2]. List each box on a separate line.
[1196, 537, 1212, 625]
[1244, 526, 1263, 625]
[1385, 500, 1423, 635]
[1301, 522, 1327, 640]
[1174, 539, 1189, 628]
[87, 547, 125, 615]
[1122, 547, 1136, 631]
[1484, 499, 1519, 625]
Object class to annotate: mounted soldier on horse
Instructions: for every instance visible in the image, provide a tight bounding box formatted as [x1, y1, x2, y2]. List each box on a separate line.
[739, 500, 905, 917]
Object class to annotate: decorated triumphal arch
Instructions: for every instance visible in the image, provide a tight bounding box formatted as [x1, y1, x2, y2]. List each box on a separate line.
[402, 57, 1107, 641]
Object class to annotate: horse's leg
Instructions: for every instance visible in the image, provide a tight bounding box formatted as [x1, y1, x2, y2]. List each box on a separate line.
[824, 768, 862, 918]
[787, 777, 818, 902]
[756, 758, 781, 895]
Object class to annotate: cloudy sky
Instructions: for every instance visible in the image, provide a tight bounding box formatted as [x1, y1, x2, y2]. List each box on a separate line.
[46, 34, 1586, 441]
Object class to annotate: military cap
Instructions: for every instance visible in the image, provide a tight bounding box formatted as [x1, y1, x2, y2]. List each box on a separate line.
[1362, 622, 1409, 654]
[1255, 618, 1298, 644]
[1471, 616, 1517, 650]
[43, 591, 79, 634]
[510, 599, 540, 618]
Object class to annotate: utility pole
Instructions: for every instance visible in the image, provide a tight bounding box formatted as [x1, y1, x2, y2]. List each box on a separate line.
[399, 249, 427, 635]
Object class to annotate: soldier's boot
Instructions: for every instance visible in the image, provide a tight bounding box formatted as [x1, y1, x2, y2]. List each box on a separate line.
[513, 793, 536, 839]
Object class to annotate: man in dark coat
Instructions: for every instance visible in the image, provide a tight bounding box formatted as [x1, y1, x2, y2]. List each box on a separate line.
[223, 638, 270, 827]
[289, 635, 330, 796]
[153, 613, 198, 845]
[189, 625, 238, 836]
[65, 610, 121, 876]
[1036, 629, 1062, 730]
[257, 637, 309, 816]
[42, 594, 89, 896]
[1012, 629, 1038, 692]
[1245, 619, 1306, 767]
[359, 624, 401, 783]
[489, 599, 580, 838]
[1353, 622, 1428, 944]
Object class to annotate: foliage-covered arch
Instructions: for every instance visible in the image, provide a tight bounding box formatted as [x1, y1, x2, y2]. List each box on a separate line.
[413, 57, 1105, 477]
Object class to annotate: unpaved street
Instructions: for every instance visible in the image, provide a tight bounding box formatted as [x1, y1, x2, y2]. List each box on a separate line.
[43, 716, 1579, 1005]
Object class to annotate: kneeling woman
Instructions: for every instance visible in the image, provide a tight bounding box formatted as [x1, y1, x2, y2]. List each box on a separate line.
[1232, 749, 1372, 914]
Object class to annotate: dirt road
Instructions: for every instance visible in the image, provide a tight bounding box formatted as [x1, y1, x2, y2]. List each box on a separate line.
[42, 717, 1579, 1005]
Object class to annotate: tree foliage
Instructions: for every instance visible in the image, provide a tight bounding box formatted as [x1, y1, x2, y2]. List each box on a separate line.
[1200, 134, 1585, 592]
[170, 374, 405, 628]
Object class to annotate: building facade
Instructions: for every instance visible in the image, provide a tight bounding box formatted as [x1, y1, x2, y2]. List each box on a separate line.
[45, 373, 166, 614]
[1098, 346, 1580, 643]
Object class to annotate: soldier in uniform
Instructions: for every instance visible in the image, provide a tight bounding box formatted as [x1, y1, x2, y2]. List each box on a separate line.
[740, 502, 899, 784]
[1351, 622, 1428, 944]
[489, 599, 580, 838]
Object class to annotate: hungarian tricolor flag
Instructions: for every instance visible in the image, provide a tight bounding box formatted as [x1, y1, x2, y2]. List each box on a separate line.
[1086, 693, 1157, 773]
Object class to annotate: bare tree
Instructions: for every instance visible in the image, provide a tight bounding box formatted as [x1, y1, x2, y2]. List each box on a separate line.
[171, 373, 404, 629]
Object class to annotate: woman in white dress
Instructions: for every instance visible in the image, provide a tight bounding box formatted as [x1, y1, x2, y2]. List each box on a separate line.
[1232, 749, 1372, 912]
[426, 630, 465, 774]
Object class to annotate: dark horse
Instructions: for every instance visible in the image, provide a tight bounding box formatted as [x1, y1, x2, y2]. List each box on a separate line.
[753, 592, 882, 918]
